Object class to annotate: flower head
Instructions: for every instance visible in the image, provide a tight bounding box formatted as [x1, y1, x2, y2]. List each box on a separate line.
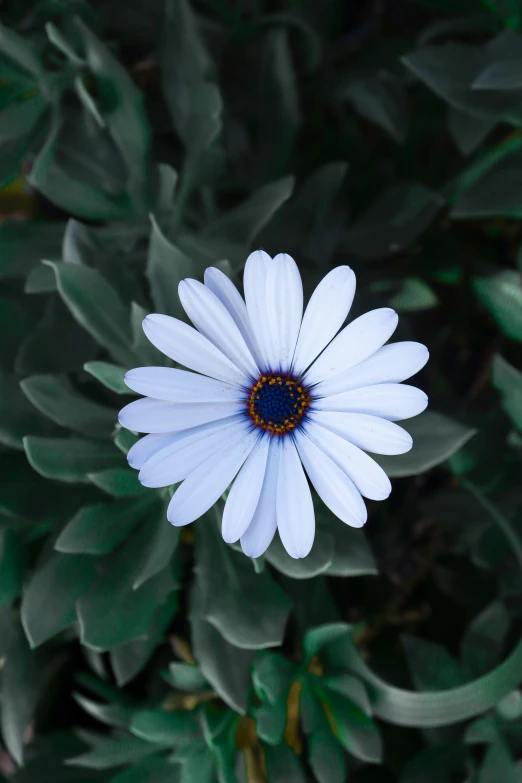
[119, 251, 429, 559]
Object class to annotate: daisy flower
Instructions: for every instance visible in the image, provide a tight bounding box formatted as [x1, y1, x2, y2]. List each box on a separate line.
[119, 251, 428, 559]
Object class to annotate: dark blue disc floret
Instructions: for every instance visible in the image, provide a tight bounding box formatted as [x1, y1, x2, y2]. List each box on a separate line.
[247, 374, 311, 435]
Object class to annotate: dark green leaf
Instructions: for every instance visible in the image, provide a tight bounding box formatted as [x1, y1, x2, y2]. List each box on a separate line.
[264, 744, 306, 782]
[44, 261, 137, 366]
[88, 468, 148, 498]
[474, 271, 522, 341]
[343, 71, 409, 143]
[21, 374, 116, 438]
[130, 710, 200, 745]
[478, 740, 516, 783]
[402, 635, 466, 690]
[84, 362, 129, 395]
[55, 497, 153, 555]
[67, 736, 162, 770]
[308, 729, 347, 783]
[24, 436, 124, 483]
[0, 528, 24, 605]
[314, 684, 382, 763]
[146, 217, 193, 318]
[0, 372, 57, 449]
[265, 529, 334, 579]
[166, 662, 208, 692]
[460, 601, 510, 677]
[195, 513, 292, 649]
[375, 411, 476, 478]
[21, 551, 97, 647]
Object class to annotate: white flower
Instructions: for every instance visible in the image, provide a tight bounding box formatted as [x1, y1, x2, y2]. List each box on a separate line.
[119, 251, 429, 559]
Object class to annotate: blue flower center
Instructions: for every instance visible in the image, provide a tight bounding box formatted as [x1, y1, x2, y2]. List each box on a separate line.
[247, 374, 311, 435]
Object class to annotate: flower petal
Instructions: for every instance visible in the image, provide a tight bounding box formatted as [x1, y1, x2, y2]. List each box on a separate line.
[222, 434, 270, 543]
[143, 314, 248, 387]
[127, 432, 179, 470]
[292, 266, 356, 375]
[302, 420, 391, 500]
[118, 397, 244, 433]
[304, 308, 398, 387]
[266, 253, 303, 372]
[315, 383, 428, 421]
[243, 250, 276, 371]
[178, 279, 259, 379]
[204, 267, 264, 369]
[240, 438, 280, 558]
[309, 410, 413, 455]
[139, 415, 247, 488]
[276, 436, 315, 558]
[314, 341, 429, 397]
[294, 429, 367, 527]
[167, 429, 259, 526]
[125, 367, 245, 403]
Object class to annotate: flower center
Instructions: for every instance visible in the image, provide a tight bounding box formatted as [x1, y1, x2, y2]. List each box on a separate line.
[247, 374, 311, 435]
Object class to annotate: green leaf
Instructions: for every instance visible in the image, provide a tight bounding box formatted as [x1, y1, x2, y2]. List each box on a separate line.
[255, 28, 300, 177]
[452, 147, 522, 219]
[161, 0, 215, 144]
[146, 216, 193, 318]
[473, 59, 522, 90]
[479, 740, 516, 783]
[166, 662, 208, 692]
[308, 729, 347, 783]
[55, 497, 153, 555]
[88, 468, 148, 498]
[73, 693, 133, 729]
[448, 106, 495, 156]
[402, 33, 522, 124]
[84, 362, 130, 395]
[131, 507, 180, 589]
[74, 18, 151, 209]
[130, 709, 200, 745]
[322, 674, 371, 715]
[265, 529, 334, 579]
[24, 436, 124, 483]
[77, 519, 177, 650]
[0, 528, 24, 605]
[44, 261, 137, 366]
[316, 508, 377, 577]
[344, 182, 444, 260]
[303, 623, 351, 661]
[1, 626, 46, 765]
[342, 71, 409, 143]
[21, 375, 116, 438]
[203, 176, 295, 246]
[0, 23, 46, 85]
[374, 411, 476, 478]
[461, 601, 510, 677]
[474, 271, 522, 341]
[21, 551, 97, 647]
[110, 601, 177, 687]
[111, 757, 181, 783]
[402, 635, 466, 690]
[67, 736, 163, 770]
[251, 652, 295, 744]
[0, 220, 66, 279]
[264, 744, 306, 782]
[190, 583, 254, 714]
[195, 513, 292, 649]
[0, 372, 57, 450]
[389, 277, 439, 312]
[314, 684, 382, 763]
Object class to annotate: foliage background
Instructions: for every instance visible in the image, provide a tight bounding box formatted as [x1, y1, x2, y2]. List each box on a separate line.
[2, 0, 522, 779]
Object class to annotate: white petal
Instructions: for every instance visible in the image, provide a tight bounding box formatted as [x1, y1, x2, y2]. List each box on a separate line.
[167, 429, 259, 526]
[143, 314, 248, 387]
[304, 308, 399, 387]
[204, 267, 264, 369]
[139, 416, 247, 488]
[276, 437, 315, 558]
[118, 397, 244, 433]
[302, 420, 391, 500]
[178, 279, 259, 379]
[292, 266, 356, 375]
[315, 341, 429, 397]
[127, 432, 179, 470]
[266, 253, 303, 372]
[125, 367, 245, 403]
[309, 410, 413, 455]
[240, 438, 280, 558]
[243, 250, 276, 370]
[222, 434, 270, 543]
[294, 429, 367, 527]
[315, 383, 428, 421]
